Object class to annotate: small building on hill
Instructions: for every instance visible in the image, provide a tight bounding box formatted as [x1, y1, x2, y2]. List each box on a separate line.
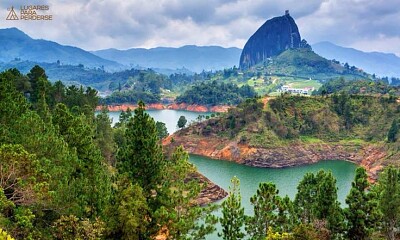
[281, 85, 314, 95]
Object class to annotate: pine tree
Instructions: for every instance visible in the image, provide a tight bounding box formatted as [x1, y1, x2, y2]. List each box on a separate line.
[377, 166, 400, 240]
[345, 167, 379, 240]
[245, 182, 281, 239]
[0, 70, 30, 143]
[27, 65, 48, 104]
[117, 108, 132, 127]
[95, 107, 116, 164]
[294, 172, 317, 223]
[117, 101, 165, 192]
[276, 196, 297, 233]
[219, 176, 245, 240]
[294, 170, 343, 237]
[105, 178, 149, 240]
[154, 146, 217, 239]
[53, 103, 111, 217]
[315, 171, 344, 237]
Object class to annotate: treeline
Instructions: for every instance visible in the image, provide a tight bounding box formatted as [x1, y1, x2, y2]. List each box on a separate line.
[0, 66, 216, 239]
[101, 90, 161, 105]
[176, 80, 257, 106]
[314, 77, 399, 96]
[219, 166, 400, 240]
[102, 69, 168, 104]
[102, 69, 214, 104]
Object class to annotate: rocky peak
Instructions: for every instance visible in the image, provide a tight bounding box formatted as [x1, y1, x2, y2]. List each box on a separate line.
[239, 11, 302, 69]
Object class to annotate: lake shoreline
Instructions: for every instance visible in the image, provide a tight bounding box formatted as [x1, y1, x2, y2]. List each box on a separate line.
[164, 132, 386, 183]
[97, 103, 231, 113]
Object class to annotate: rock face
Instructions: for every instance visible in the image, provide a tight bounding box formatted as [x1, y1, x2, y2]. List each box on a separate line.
[164, 132, 387, 182]
[190, 172, 228, 205]
[239, 11, 301, 69]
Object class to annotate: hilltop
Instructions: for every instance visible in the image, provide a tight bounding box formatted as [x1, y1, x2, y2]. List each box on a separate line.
[0, 28, 121, 70]
[240, 11, 303, 69]
[313, 41, 400, 79]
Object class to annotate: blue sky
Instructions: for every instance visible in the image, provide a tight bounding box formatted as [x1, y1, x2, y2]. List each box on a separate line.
[1, 0, 399, 55]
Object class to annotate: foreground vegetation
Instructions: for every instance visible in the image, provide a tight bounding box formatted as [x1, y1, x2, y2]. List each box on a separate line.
[3, 66, 400, 239]
[219, 165, 400, 240]
[0, 66, 216, 239]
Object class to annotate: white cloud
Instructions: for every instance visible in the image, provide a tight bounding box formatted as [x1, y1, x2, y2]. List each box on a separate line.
[0, 0, 399, 55]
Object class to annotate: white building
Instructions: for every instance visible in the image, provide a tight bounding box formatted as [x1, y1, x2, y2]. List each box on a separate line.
[281, 85, 315, 95]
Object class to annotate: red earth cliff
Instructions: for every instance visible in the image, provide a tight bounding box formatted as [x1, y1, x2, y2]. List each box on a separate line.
[97, 103, 231, 113]
[163, 132, 387, 183]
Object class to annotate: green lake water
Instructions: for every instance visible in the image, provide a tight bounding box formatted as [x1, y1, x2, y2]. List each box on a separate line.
[107, 110, 210, 134]
[190, 155, 357, 239]
[107, 110, 358, 239]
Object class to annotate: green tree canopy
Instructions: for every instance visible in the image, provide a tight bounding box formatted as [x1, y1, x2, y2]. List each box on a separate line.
[177, 115, 187, 129]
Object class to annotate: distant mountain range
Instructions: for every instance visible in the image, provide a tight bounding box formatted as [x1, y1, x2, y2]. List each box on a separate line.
[91, 45, 242, 73]
[0, 28, 121, 70]
[1, 27, 399, 80]
[312, 41, 400, 78]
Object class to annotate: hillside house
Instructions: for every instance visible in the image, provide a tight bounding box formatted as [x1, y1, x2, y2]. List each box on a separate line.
[281, 85, 315, 95]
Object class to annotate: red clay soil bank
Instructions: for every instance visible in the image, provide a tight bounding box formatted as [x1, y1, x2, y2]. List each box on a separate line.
[96, 103, 231, 113]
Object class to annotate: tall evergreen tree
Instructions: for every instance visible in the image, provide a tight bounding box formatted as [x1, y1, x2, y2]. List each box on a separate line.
[105, 179, 149, 240]
[294, 170, 343, 237]
[53, 103, 111, 217]
[0, 70, 30, 143]
[95, 107, 116, 165]
[155, 146, 217, 239]
[345, 167, 379, 240]
[27, 65, 48, 104]
[294, 172, 317, 223]
[245, 182, 281, 240]
[219, 176, 245, 240]
[117, 101, 165, 192]
[377, 166, 400, 240]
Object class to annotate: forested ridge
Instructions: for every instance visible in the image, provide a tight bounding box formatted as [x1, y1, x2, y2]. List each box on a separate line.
[2, 66, 400, 239]
[175, 80, 257, 106]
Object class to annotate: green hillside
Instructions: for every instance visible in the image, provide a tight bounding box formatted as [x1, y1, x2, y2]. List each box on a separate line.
[263, 48, 370, 80]
[315, 78, 400, 96]
[203, 49, 374, 96]
[186, 94, 399, 148]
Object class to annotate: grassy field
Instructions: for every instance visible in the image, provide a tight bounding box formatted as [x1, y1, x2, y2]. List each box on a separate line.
[288, 79, 322, 89]
[225, 75, 323, 96]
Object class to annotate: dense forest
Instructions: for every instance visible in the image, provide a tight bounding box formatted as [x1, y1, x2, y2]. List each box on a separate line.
[314, 77, 400, 96]
[0, 66, 216, 239]
[175, 80, 257, 106]
[3, 66, 400, 239]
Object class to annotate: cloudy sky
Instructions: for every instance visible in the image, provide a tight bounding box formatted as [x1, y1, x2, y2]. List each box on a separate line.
[1, 0, 399, 55]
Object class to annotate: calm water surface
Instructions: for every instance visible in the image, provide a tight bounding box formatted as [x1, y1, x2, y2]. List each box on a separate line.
[190, 155, 357, 240]
[190, 155, 357, 210]
[107, 110, 210, 133]
[107, 110, 358, 239]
